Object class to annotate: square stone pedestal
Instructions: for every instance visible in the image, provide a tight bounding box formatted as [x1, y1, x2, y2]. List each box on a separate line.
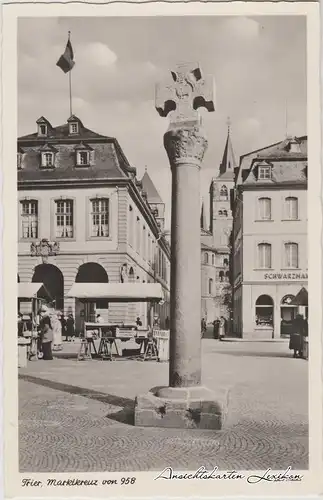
[135, 386, 228, 430]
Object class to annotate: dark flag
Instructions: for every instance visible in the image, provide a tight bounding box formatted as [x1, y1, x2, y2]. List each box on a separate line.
[56, 38, 75, 74]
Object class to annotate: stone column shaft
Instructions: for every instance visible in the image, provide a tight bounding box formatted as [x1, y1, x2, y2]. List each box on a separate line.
[169, 162, 201, 386]
[164, 123, 208, 388]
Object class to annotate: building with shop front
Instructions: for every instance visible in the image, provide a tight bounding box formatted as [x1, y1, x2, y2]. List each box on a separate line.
[200, 126, 235, 324]
[17, 115, 170, 333]
[232, 135, 308, 339]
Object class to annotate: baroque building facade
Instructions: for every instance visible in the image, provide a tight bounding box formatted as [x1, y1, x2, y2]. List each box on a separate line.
[232, 135, 308, 339]
[17, 115, 170, 332]
[201, 127, 235, 324]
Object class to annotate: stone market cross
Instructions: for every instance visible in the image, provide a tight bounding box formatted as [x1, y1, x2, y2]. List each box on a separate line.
[135, 63, 226, 432]
[155, 62, 215, 124]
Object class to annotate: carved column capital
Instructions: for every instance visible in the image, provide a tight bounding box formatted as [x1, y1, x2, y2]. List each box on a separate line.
[164, 124, 208, 168]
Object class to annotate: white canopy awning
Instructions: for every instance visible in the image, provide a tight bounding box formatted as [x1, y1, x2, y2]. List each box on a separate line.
[18, 282, 50, 299]
[66, 283, 165, 302]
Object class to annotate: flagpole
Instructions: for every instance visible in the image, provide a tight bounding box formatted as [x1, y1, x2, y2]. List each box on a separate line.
[68, 31, 72, 116]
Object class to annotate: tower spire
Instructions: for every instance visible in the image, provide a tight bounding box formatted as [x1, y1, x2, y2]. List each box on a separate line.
[219, 118, 236, 177]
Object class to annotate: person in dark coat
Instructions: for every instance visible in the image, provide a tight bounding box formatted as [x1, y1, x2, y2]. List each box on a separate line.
[289, 313, 305, 358]
[213, 318, 220, 339]
[66, 314, 75, 342]
[39, 306, 53, 360]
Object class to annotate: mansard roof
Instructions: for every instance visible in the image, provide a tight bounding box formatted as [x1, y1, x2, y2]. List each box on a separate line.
[237, 135, 307, 188]
[17, 117, 138, 183]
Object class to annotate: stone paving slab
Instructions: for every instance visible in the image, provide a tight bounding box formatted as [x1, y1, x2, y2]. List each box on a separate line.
[19, 340, 308, 472]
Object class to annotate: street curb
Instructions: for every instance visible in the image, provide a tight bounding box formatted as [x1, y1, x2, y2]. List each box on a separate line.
[219, 337, 289, 343]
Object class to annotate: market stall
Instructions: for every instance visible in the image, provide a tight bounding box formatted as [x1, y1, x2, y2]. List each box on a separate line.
[18, 282, 52, 364]
[66, 282, 167, 360]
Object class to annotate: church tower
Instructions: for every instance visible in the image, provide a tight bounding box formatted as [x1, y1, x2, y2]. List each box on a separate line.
[209, 121, 236, 318]
[210, 122, 235, 247]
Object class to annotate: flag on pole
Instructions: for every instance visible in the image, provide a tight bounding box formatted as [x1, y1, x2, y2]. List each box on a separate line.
[56, 37, 75, 73]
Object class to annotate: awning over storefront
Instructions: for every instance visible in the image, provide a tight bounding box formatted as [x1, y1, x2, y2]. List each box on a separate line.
[66, 283, 165, 302]
[292, 287, 308, 306]
[18, 282, 51, 300]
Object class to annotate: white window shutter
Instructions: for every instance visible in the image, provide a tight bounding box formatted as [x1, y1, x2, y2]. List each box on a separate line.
[41, 153, 46, 167]
[90, 150, 95, 165]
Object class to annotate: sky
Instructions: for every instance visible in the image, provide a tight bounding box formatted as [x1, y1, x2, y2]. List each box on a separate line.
[18, 16, 307, 229]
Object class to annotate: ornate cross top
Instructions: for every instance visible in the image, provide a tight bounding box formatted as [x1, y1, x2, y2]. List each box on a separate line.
[155, 62, 215, 125]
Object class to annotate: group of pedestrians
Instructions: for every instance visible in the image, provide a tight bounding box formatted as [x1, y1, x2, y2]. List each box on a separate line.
[201, 316, 227, 339]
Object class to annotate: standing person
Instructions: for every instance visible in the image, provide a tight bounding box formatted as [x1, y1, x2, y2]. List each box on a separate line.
[66, 313, 75, 342]
[289, 313, 304, 358]
[213, 318, 219, 339]
[51, 310, 63, 351]
[39, 306, 53, 360]
[136, 317, 143, 327]
[201, 317, 206, 338]
[60, 314, 67, 341]
[219, 316, 226, 340]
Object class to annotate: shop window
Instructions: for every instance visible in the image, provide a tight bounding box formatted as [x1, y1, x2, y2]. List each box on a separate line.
[255, 295, 273, 327]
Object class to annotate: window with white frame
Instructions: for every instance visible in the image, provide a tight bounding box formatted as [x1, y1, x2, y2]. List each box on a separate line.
[258, 166, 271, 180]
[20, 200, 38, 239]
[204, 252, 208, 264]
[285, 197, 298, 220]
[17, 153, 22, 169]
[55, 200, 74, 238]
[77, 151, 90, 166]
[258, 197, 272, 220]
[258, 243, 272, 268]
[90, 198, 109, 237]
[209, 278, 213, 295]
[41, 152, 54, 168]
[69, 122, 79, 135]
[284, 242, 299, 268]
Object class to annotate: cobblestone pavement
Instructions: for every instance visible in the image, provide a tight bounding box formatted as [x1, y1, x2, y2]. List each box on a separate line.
[19, 340, 308, 472]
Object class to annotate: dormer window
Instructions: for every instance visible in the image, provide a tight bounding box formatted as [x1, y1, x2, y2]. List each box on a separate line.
[39, 144, 57, 168]
[287, 138, 301, 154]
[258, 166, 271, 180]
[36, 116, 52, 137]
[256, 161, 272, 180]
[42, 152, 54, 167]
[69, 122, 79, 135]
[75, 142, 93, 167]
[39, 124, 47, 136]
[17, 150, 24, 170]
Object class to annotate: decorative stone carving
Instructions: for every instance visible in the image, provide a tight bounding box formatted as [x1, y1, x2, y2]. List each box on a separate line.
[164, 125, 208, 167]
[156, 62, 215, 125]
[120, 263, 128, 283]
[30, 239, 59, 263]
